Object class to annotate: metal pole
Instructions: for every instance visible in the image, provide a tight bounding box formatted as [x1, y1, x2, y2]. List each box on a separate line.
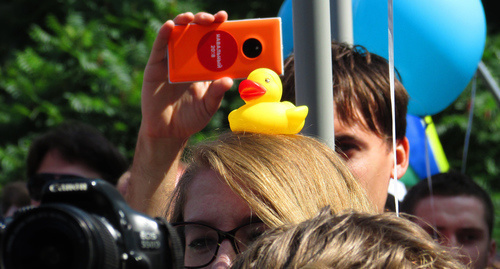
[293, 0, 335, 147]
[330, 0, 353, 44]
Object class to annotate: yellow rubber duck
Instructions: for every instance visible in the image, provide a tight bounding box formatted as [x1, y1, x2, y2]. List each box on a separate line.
[228, 68, 308, 134]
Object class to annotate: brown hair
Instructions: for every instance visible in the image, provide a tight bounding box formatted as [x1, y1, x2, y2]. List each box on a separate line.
[168, 132, 375, 228]
[282, 42, 409, 142]
[231, 207, 465, 269]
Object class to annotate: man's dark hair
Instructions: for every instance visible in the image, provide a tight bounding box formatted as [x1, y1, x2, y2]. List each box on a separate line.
[401, 171, 494, 237]
[26, 121, 129, 185]
[282, 41, 409, 142]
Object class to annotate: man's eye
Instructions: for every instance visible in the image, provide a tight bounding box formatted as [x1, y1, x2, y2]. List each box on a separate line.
[457, 232, 481, 245]
[335, 143, 358, 158]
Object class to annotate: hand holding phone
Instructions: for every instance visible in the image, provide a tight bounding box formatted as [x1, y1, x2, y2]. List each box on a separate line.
[167, 18, 283, 83]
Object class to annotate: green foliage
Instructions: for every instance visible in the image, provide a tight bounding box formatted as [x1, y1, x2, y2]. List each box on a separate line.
[0, 138, 31, 186]
[0, 0, 181, 182]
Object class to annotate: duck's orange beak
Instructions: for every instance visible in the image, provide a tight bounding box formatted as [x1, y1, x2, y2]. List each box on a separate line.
[238, 79, 266, 101]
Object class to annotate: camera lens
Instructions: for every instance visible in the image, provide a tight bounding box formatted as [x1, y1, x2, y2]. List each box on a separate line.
[242, 38, 262, 58]
[1, 205, 119, 269]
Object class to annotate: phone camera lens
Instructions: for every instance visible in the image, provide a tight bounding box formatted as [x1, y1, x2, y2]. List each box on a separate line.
[242, 38, 262, 58]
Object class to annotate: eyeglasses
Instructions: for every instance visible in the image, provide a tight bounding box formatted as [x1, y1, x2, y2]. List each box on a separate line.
[173, 221, 267, 268]
[27, 173, 87, 201]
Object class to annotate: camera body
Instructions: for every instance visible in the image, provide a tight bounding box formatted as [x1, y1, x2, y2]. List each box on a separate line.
[167, 17, 283, 83]
[0, 178, 183, 269]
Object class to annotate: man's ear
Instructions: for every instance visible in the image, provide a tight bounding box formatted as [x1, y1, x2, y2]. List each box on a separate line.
[391, 137, 410, 180]
[487, 239, 497, 267]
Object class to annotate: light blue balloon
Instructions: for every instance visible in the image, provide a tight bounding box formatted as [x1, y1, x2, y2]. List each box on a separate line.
[278, 0, 294, 59]
[278, 0, 487, 116]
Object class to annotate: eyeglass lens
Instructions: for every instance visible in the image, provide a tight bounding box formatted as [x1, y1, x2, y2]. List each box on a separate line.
[174, 222, 267, 268]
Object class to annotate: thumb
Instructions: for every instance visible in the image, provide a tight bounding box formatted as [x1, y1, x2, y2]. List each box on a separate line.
[204, 77, 234, 113]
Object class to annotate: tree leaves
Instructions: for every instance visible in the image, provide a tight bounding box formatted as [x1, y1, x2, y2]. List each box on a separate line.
[0, 0, 183, 182]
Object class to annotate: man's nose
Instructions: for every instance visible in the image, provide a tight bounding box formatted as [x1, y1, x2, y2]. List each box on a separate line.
[210, 240, 237, 269]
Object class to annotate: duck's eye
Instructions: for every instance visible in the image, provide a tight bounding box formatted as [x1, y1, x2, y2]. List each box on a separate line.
[265, 78, 270, 83]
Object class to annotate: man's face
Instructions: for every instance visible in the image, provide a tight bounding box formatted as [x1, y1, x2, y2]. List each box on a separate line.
[334, 114, 395, 212]
[413, 195, 496, 269]
[36, 149, 102, 178]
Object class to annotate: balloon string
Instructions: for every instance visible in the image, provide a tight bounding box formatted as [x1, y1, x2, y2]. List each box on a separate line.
[423, 119, 437, 238]
[461, 73, 477, 174]
[387, 0, 399, 217]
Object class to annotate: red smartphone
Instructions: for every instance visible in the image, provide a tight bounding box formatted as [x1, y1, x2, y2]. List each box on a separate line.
[167, 18, 283, 83]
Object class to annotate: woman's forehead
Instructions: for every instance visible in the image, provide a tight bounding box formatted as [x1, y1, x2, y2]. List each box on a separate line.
[183, 169, 254, 228]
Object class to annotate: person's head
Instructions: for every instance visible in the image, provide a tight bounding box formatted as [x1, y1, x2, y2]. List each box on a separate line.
[169, 132, 375, 268]
[282, 41, 410, 211]
[231, 207, 465, 269]
[1, 181, 31, 218]
[401, 171, 496, 269]
[26, 121, 129, 203]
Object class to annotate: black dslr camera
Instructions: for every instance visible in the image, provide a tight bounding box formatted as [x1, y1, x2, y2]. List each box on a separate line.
[0, 178, 183, 269]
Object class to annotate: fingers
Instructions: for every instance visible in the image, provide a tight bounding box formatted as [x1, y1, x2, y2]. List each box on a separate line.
[156, 11, 226, 58]
[192, 11, 228, 25]
[173, 12, 195, 25]
[173, 12, 216, 26]
[173, 10, 227, 26]
[193, 12, 215, 24]
[213, 11, 228, 23]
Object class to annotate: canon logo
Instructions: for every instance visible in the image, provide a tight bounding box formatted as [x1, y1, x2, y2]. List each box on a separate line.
[49, 183, 88, 193]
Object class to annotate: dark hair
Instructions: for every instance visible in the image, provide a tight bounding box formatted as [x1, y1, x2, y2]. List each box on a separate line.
[282, 41, 409, 141]
[1, 181, 31, 216]
[401, 171, 495, 237]
[26, 122, 129, 185]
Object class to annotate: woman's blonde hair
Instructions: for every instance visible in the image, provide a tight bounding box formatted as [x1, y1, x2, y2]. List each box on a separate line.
[168, 132, 375, 227]
[231, 208, 466, 269]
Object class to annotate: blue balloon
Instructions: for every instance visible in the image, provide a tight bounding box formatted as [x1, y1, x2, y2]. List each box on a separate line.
[278, 0, 486, 116]
[278, 0, 294, 59]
